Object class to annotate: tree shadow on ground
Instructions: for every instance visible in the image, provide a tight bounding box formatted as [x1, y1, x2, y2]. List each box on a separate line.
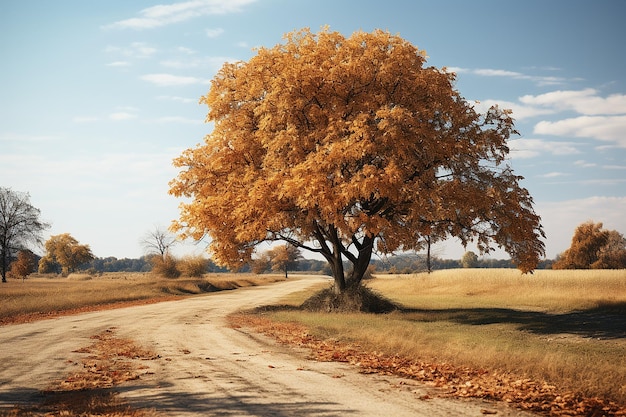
[118, 382, 356, 417]
[0, 384, 356, 417]
[402, 301, 626, 340]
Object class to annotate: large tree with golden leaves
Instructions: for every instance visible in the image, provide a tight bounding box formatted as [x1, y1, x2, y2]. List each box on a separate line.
[170, 28, 545, 294]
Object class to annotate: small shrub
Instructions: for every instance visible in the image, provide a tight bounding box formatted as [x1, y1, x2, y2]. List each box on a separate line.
[178, 255, 208, 277]
[150, 254, 181, 278]
[301, 284, 399, 313]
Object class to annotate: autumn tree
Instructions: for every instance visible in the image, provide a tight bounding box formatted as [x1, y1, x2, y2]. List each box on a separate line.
[170, 28, 545, 295]
[8, 249, 37, 280]
[0, 187, 50, 282]
[553, 221, 626, 269]
[267, 244, 302, 279]
[39, 233, 94, 275]
[461, 251, 479, 268]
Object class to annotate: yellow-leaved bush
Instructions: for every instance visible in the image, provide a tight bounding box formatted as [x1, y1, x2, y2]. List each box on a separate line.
[169, 28, 545, 293]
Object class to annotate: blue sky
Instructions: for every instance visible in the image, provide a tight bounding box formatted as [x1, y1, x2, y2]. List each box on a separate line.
[1, 0, 625, 261]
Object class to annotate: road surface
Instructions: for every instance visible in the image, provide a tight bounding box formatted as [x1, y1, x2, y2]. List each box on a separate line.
[0, 276, 535, 416]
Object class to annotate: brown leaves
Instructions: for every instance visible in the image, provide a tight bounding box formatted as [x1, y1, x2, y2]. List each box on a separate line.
[231, 314, 626, 416]
[170, 27, 545, 276]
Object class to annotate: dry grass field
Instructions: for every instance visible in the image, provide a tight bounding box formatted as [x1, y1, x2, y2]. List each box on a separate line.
[0, 272, 285, 325]
[259, 269, 626, 407]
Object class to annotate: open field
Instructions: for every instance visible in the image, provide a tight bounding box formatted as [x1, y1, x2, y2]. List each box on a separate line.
[254, 269, 626, 406]
[0, 272, 286, 325]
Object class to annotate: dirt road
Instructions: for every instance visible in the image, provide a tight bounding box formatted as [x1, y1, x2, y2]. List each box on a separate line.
[0, 276, 534, 416]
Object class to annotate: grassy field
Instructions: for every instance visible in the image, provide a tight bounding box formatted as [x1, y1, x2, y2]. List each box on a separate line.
[261, 269, 626, 405]
[0, 272, 285, 324]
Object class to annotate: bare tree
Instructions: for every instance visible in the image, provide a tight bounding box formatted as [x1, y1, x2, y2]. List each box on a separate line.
[0, 187, 50, 282]
[141, 226, 177, 259]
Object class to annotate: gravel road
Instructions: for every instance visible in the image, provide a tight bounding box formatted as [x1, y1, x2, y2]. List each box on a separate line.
[0, 276, 535, 416]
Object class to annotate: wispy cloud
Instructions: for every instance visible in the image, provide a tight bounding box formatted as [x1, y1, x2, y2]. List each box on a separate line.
[534, 115, 626, 148]
[105, 42, 157, 59]
[538, 172, 569, 178]
[159, 56, 236, 72]
[109, 112, 138, 121]
[104, 0, 257, 30]
[520, 89, 626, 116]
[140, 73, 208, 86]
[574, 160, 597, 168]
[447, 66, 568, 86]
[508, 138, 581, 159]
[157, 95, 198, 104]
[473, 99, 555, 120]
[205, 27, 224, 38]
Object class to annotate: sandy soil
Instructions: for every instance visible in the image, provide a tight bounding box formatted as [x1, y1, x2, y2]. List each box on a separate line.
[0, 276, 536, 416]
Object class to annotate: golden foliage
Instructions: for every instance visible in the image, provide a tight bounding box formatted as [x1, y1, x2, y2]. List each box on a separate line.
[39, 233, 94, 275]
[170, 27, 545, 286]
[553, 221, 626, 269]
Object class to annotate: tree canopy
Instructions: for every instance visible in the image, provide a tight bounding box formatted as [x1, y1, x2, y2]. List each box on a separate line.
[39, 233, 94, 275]
[553, 221, 626, 269]
[0, 187, 50, 282]
[170, 28, 545, 294]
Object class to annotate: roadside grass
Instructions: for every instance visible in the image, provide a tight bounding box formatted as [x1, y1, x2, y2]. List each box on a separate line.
[252, 269, 626, 406]
[0, 272, 285, 325]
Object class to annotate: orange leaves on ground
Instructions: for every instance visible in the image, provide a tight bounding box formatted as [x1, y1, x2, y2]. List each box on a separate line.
[231, 314, 626, 416]
[9, 328, 159, 416]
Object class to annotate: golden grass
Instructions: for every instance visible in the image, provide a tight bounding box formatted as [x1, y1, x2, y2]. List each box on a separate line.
[0, 272, 286, 324]
[263, 269, 626, 404]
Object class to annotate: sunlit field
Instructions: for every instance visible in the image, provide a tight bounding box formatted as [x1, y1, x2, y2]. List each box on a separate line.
[0, 272, 285, 324]
[263, 269, 626, 404]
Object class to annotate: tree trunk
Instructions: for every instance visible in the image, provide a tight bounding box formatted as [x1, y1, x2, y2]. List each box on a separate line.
[426, 236, 432, 273]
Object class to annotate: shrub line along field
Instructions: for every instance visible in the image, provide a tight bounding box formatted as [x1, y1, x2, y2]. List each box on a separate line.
[1, 269, 625, 416]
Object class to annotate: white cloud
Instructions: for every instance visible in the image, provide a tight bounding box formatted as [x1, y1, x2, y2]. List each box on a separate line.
[603, 165, 626, 170]
[177, 46, 196, 55]
[205, 27, 224, 38]
[157, 95, 197, 104]
[534, 115, 626, 147]
[105, 42, 157, 59]
[104, 0, 257, 30]
[574, 160, 597, 168]
[520, 89, 626, 115]
[109, 112, 138, 121]
[508, 138, 580, 159]
[140, 73, 208, 86]
[538, 172, 569, 178]
[474, 99, 555, 120]
[448, 67, 567, 86]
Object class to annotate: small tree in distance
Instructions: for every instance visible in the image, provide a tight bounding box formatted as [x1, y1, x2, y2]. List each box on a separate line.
[461, 251, 479, 268]
[39, 233, 94, 276]
[553, 221, 626, 269]
[141, 227, 177, 259]
[267, 244, 302, 279]
[0, 187, 50, 282]
[170, 27, 545, 298]
[8, 249, 37, 281]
